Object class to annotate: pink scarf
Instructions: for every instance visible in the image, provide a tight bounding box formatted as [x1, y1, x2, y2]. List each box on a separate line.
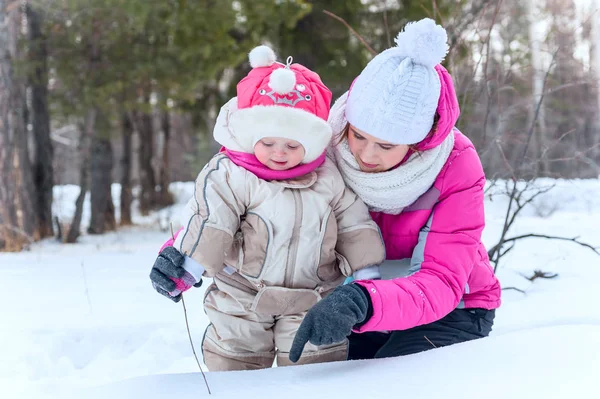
[221, 147, 326, 181]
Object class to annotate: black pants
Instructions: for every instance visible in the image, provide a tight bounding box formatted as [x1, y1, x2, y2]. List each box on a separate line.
[348, 308, 495, 360]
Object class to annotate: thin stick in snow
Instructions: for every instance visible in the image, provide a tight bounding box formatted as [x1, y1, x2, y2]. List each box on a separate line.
[80, 261, 93, 315]
[182, 295, 211, 395]
[171, 223, 211, 395]
[424, 336, 437, 348]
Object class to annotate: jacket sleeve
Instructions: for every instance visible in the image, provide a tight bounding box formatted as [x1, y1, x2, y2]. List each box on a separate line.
[331, 181, 386, 275]
[174, 155, 247, 277]
[354, 147, 486, 332]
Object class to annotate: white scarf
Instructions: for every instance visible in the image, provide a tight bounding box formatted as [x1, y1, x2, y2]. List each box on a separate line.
[328, 92, 455, 215]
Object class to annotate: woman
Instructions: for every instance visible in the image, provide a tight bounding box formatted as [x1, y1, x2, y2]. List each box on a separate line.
[289, 18, 501, 363]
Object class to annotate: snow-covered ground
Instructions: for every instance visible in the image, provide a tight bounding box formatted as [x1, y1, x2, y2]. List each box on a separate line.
[1, 179, 599, 399]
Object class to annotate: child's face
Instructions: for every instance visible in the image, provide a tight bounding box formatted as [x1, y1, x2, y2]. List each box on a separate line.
[347, 125, 410, 173]
[254, 137, 306, 170]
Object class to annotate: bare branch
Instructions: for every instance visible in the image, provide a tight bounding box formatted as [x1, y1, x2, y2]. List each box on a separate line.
[502, 286, 527, 294]
[517, 49, 559, 173]
[432, 0, 443, 25]
[480, 1, 503, 147]
[323, 10, 376, 55]
[495, 140, 517, 181]
[489, 182, 557, 270]
[447, 0, 498, 51]
[489, 47, 561, 269]
[505, 185, 555, 231]
[490, 233, 600, 259]
[181, 296, 212, 395]
[484, 178, 500, 196]
[381, 1, 391, 48]
[522, 269, 559, 281]
[497, 241, 515, 260]
[418, 4, 434, 19]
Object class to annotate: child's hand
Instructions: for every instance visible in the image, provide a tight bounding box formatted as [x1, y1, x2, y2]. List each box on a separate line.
[149, 247, 204, 303]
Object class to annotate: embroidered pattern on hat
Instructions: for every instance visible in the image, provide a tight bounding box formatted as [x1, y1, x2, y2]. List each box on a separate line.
[262, 88, 308, 107]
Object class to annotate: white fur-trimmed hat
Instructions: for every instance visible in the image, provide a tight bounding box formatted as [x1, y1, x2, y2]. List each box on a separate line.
[345, 18, 449, 145]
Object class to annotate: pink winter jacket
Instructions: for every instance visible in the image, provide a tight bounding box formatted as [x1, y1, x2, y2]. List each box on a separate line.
[353, 65, 501, 333]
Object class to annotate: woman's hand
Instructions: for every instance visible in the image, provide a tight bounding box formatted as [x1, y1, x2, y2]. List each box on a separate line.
[289, 284, 371, 363]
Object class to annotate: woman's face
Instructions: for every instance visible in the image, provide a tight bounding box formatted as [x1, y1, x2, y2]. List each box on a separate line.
[347, 125, 410, 173]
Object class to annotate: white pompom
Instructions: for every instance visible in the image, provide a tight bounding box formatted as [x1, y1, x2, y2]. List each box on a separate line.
[394, 18, 448, 67]
[269, 68, 296, 94]
[249, 45, 276, 68]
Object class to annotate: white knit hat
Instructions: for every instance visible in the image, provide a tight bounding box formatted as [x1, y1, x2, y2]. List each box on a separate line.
[345, 18, 449, 145]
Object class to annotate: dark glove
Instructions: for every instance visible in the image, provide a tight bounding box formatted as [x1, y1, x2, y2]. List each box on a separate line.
[149, 246, 203, 303]
[289, 284, 371, 363]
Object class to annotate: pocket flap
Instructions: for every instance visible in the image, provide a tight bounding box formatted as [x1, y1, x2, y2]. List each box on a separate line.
[251, 286, 321, 315]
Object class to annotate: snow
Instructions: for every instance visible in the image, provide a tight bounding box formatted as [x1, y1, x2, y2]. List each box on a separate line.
[2, 179, 600, 399]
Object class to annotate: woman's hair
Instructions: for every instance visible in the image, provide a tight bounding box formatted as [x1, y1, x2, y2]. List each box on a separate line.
[336, 113, 441, 153]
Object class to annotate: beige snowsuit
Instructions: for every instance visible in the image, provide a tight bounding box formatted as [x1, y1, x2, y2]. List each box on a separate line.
[174, 154, 385, 371]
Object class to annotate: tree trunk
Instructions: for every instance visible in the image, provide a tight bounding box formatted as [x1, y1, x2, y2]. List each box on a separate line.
[136, 105, 157, 215]
[104, 189, 116, 231]
[120, 112, 133, 226]
[0, 1, 36, 250]
[66, 16, 102, 243]
[12, 3, 36, 239]
[157, 108, 173, 207]
[66, 109, 96, 243]
[591, 0, 600, 167]
[0, 0, 19, 250]
[13, 94, 36, 239]
[524, 0, 549, 177]
[88, 130, 114, 235]
[27, 4, 54, 239]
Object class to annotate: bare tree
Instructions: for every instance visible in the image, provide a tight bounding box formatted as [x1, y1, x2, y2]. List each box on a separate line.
[27, 4, 54, 239]
[527, 0, 549, 175]
[135, 102, 158, 215]
[65, 17, 102, 243]
[120, 111, 133, 226]
[65, 109, 95, 243]
[485, 46, 599, 269]
[88, 113, 115, 235]
[11, 3, 36, 241]
[445, 0, 499, 55]
[157, 107, 173, 207]
[0, 0, 19, 250]
[1, 0, 36, 250]
[591, 0, 600, 162]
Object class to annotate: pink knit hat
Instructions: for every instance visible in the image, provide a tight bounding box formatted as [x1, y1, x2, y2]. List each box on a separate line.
[213, 45, 333, 163]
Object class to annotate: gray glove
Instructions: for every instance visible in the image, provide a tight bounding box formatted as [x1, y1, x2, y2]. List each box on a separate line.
[149, 246, 203, 303]
[289, 284, 370, 363]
